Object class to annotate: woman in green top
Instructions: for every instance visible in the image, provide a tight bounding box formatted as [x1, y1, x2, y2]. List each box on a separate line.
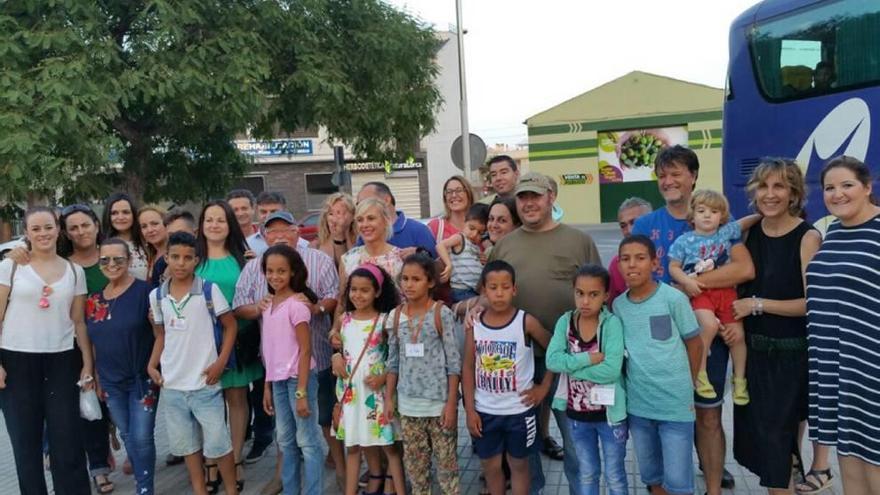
[195, 200, 260, 493]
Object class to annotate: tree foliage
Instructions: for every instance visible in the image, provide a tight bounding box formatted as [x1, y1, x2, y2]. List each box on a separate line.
[0, 0, 441, 205]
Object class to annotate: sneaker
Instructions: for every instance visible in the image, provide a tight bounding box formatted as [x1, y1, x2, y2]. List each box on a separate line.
[695, 370, 717, 399]
[245, 441, 270, 465]
[732, 377, 750, 405]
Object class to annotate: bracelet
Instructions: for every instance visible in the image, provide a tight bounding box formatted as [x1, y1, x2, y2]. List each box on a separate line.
[751, 295, 758, 316]
[757, 297, 764, 316]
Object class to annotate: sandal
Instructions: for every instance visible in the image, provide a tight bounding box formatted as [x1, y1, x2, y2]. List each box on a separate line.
[362, 473, 385, 495]
[796, 468, 833, 494]
[235, 461, 245, 492]
[204, 463, 221, 494]
[92, 474, 115, 494]
[541, 437, 564, 461]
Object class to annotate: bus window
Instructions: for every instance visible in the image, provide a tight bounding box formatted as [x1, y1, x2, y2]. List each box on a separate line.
[749, 0, 880, 101]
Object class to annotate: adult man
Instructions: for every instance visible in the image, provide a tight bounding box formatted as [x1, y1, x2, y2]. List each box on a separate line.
[245, 192, 308, 256]
[608, 197, 653, 306]
[355, 181, 437, 257]
[479, 155, 520, 205]
[631, 145, 753, 495]
[227, 189, 259, 236]
[234, 211, 343, 494]
[489, 172, 601, 493]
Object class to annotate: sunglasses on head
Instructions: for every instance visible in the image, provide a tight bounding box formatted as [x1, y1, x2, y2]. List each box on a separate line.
[61, 204, 92, 217]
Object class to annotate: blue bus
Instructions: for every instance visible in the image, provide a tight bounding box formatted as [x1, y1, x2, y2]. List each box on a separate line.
[723, 0, 880, 228]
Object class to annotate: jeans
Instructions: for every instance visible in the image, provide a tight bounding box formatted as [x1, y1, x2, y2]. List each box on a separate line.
[103, 378, 157, 495]
[569, 419, 629, 495]
[0, 349, 90, 495]
[273, 374, 327, 495]
[249, 376, 275, 447]
[629, 414, 695, 495]
[530, 358, 581, 495]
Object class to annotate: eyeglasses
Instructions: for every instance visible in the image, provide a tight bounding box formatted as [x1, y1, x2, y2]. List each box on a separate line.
[99, 256, 128, 266]
[444, 188, 466, 198]
[38, 285, 52, 309]
[60, 204, 92, 217]
[265, 225, 298, 235]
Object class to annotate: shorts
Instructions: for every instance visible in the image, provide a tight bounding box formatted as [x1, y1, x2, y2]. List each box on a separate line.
[317, 367, 337, 428]
[694, 337, 730, 408]
[629, 414, 695, 495]
[690, 287, 737, 325]
[472, 408, 540, 459]
[160, 385, 232, 458]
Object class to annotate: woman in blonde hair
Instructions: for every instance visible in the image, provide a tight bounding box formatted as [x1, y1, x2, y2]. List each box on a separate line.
[339, 198, 404, 284]
[312, 193, 357, 268]
[138, 205, 168, 287]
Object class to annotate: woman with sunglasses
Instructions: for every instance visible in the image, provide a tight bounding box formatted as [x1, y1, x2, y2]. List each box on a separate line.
[0, 206, 94, 494]
[85, 238, 156, 495]
[103, 193, 150, 281]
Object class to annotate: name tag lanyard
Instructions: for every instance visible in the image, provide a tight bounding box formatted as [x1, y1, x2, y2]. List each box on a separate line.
[170, 293, 193, 321]
[405, 304, 428, 355]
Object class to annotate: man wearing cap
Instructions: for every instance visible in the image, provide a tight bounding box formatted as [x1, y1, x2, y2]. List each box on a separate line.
[234, 211, 342, 494]
[489, 171, 601, 493]
[244, 192, 309, 257]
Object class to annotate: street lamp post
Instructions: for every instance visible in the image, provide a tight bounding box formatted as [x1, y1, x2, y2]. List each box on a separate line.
[455, 0, 471, 180]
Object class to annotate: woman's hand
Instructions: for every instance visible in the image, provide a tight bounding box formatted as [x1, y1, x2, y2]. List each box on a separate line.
[296, 397, 310, 417]
[258, 295, 272, 313]
[79, 368, 95, 391]
[147, 367, 164, 387]
[363, 372, 386, 391]
[331, 353, 348, 378]
[6, 246, 30, 265]
[732, 298, 754, 320]
[263, 384, 275, 416]
[0, 364, 7, 389]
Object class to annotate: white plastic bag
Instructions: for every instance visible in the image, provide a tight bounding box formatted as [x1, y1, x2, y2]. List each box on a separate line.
[79, 389, 103, 421]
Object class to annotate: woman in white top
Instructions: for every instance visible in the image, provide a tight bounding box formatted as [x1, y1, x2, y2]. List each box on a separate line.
[0, 206, 95, 494]
[102, 192, 149, 281]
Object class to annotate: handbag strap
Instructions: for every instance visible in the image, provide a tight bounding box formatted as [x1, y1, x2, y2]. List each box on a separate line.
[346, 313, 381, 388]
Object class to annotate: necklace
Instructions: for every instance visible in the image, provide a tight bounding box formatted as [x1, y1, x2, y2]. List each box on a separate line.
[103, 279, 132, 320]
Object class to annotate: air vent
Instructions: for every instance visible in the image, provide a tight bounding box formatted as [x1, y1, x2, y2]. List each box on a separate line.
[740, 158, 760, 178]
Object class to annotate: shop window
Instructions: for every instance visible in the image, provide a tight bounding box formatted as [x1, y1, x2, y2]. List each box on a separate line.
[305, 173, 338, 211]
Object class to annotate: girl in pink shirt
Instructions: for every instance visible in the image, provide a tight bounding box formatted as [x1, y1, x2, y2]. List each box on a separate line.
[260, 244, 326, 494]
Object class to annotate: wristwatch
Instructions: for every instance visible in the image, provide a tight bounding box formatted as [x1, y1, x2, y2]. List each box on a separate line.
[295, 389, 306, 399]
[318, 303, 326, 315]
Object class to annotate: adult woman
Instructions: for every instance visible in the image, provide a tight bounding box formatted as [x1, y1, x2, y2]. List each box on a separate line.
[805, 156, 880, 495]
[0, 206, 94, 493]
[427, 175, 475, 241]
[138, 205, 168, 287]
[312, 192, 357, 268]
[86, 238, 156, 495]
[195, 200, 260, 492]
[340, 198, 405, 283]
[103, 193, 149, 281]
[731, 159, 822, 494]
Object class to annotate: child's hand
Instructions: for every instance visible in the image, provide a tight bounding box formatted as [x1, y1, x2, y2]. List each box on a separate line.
[441, 400, 457, 430]
[203, 361, 224, 386]
[681, 278, 705, 298]
[296, 397, 310, 417]
[331, 353, 348, 379]
[590, 352, 605, 365]
[466, 409, 482, 437]
[519, 384, 548, 409]
[329, 331, 343, 350]
[718, 321, 744, 347]
[479, 252, 488, 265]
[384, 393, 396, 422]
[0, 365, 7, 389]
[147, 367, 164, 387]
[440, 264, 452, 283]
[263, 384, 275, 416]
[364, 373, 386, 391]
[258, 295, 272, 313]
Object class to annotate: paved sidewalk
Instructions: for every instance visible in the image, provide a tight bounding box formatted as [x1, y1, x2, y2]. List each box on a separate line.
[0, 390, 843, 494]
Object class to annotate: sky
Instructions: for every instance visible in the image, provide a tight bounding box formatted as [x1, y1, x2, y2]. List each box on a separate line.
[386, 0, 762, 146]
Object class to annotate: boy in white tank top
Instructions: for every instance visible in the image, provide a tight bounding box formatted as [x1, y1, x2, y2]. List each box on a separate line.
[462, 260, 554, 495]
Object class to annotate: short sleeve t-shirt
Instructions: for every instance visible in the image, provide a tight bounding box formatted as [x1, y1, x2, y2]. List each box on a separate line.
[149, 278, 231, 390]
[631, 208, 690, 283]
[0, 258, 87, 353]
[668, 221, 741, 274]
[260, 297, 314, 382]
[613, 283, 700, 422]
[82, 263, 108, 295]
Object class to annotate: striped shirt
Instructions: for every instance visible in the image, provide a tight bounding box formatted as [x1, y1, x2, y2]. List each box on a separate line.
[450, 234, 482, 291]
[806, 214, 880, 465]
[234, 246, 339, 370]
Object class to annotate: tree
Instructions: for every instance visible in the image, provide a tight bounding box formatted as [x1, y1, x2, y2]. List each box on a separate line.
[0, 0, 441, 205]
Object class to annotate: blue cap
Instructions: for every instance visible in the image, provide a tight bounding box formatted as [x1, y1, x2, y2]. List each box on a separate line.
[263, 211, 296, 227]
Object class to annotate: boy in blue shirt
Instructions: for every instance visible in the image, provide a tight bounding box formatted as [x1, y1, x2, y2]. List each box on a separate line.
[613, 235, 703, 495]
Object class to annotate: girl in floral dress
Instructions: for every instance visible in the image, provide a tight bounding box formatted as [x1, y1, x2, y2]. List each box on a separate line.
[330, 263, 406, 495]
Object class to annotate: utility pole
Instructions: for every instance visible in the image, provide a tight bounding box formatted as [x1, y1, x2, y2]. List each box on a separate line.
[455, 0, 471, 179]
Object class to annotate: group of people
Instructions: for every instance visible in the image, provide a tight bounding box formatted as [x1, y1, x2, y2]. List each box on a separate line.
[0, 147, 878, 495]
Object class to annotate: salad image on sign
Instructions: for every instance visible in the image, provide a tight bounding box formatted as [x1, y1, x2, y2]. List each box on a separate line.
[598, 126, 687, 183]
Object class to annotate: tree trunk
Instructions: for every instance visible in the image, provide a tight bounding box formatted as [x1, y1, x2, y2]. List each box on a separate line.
[123, 137, 150, 204]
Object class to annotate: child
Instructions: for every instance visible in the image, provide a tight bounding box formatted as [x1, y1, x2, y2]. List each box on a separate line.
[546, 264, 628, 495]
[329, 263, 406, 495]
[437, 203, 490, 302]
[386, 252, 462, 495]
[462, 260, 553, 495]
[613, 235, 703, 495]
[667, 190, 752, 405]
[146, 231, 239, 495]
[259, 244, 327, 494]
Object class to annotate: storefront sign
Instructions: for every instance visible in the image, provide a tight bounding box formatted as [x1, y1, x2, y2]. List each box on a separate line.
[236, 139, 314, 156]
[561, 173, 588, 185]
[344, 160, 423, 173]
[597, 126, 687, 184]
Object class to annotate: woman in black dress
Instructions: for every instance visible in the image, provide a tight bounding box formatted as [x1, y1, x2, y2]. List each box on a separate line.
[731, 158, 822, 493]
